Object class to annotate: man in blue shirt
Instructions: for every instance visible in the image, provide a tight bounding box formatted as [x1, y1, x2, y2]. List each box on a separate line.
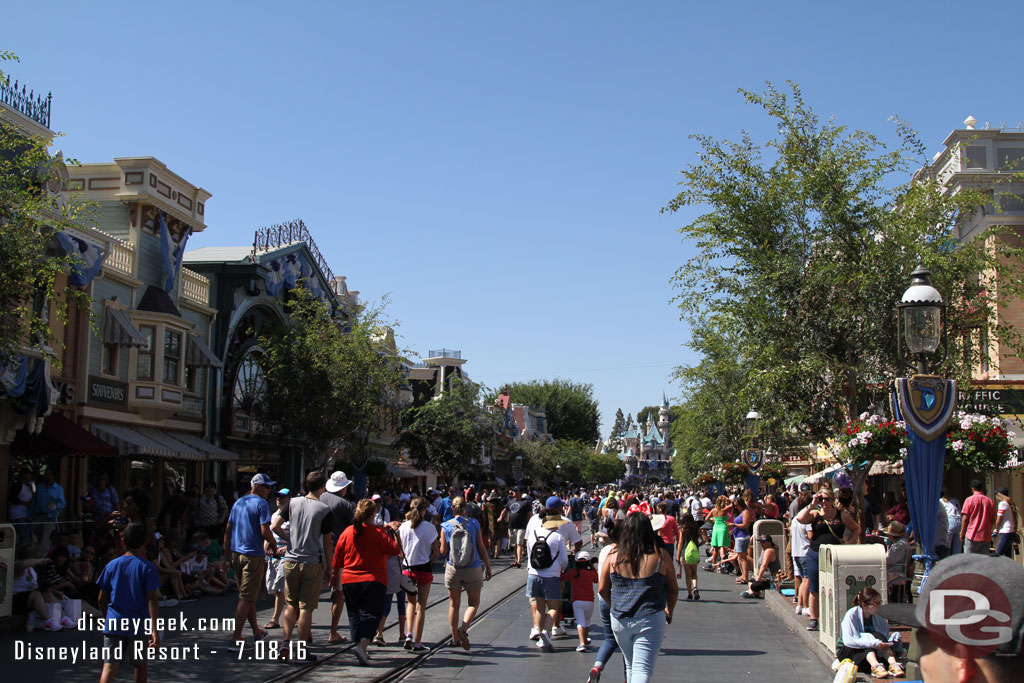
[437, 485, 458, 523]
[89, 474, 120, 519]
[97, 522, 161, 683]
[29, 469, 65, 555]
[224, 473, 278, 648]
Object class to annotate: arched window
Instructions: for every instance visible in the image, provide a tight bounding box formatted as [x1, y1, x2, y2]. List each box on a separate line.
[232, 350, 266, 412]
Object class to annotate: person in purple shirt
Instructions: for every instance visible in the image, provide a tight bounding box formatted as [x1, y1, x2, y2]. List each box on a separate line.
[97, 522, 161, 683]
[224, 474, 278, 648]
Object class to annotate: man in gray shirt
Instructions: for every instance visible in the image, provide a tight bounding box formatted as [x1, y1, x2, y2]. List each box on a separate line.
[320, 470, 354, 644]
[272, 470, 331, 662]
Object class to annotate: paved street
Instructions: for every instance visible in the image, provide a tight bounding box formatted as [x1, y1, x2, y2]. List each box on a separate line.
[2, 546, 831, 682]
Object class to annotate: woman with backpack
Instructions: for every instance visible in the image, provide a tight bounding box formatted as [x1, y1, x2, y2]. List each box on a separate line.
[676, 512, 702, 600]
[439, 496, 492, 650]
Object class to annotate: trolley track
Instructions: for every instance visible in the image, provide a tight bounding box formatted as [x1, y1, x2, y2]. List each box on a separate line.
[261, 562, 526, 683]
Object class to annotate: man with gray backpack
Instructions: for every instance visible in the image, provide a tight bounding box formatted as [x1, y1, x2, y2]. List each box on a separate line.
[439, 496, 492, 650]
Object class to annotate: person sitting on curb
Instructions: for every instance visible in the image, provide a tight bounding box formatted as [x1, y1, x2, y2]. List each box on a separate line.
[837, 586, 904, 679]
[740, 535, 780, 599]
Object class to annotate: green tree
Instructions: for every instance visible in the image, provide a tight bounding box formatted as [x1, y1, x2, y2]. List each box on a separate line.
[254, 289, 405, 472]
[663, 82, 1024, 447]
[397, 379, 501, 486]
[584, 452, 626, 486]
[498, 379, 601, 443]
[636, 406, 658, 428]
[610, 408, 626, 439]
[1, 52, 92, 360]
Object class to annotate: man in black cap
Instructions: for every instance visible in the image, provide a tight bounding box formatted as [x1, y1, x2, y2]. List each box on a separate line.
[878, 554, 1024, 682]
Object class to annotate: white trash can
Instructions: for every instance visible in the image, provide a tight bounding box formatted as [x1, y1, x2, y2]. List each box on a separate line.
[818, 543, 887, 654]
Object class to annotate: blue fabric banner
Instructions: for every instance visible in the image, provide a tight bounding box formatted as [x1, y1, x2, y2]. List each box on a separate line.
[746, 473, 762, 494]
[160, 213, 191, 293]
[903, 431, 945, 582]
[56, 231, 107, 287]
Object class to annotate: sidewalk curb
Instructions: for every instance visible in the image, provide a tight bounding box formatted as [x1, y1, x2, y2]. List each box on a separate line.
[764, 590, 835, 671]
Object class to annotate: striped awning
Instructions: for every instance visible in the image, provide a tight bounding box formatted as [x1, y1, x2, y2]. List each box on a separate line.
[167, 431, 236, 461]
[103, 307, 148, 347]
[186, 334, 222, 368]
[91, 422, 203, 461]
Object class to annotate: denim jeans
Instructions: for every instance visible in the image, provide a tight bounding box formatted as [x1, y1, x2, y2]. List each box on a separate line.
[610, 610, 666, 683]
[995, 532, 1016, 558]
[594, 598, 619, 667]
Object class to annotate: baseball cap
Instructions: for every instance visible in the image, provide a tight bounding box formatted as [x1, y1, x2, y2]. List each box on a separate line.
[878, 554, 1024, 658]
[755, 534, 773, 543]
[251, 473, 276, 487]
[546, 496, 563, 509]
[326, 471, 352, 493]
[799, 482, 813, 492]
[276, 488, 292, 497]
[371, 493, 381, 501]
[520, 493, 528, 500]
[575, 550, 591, 563]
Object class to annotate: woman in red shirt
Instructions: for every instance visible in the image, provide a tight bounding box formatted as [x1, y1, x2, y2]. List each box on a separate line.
[331, 499, 401, 665]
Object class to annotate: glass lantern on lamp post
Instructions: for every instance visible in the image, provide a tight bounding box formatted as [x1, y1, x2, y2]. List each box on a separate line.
[897, 264, 946, 376]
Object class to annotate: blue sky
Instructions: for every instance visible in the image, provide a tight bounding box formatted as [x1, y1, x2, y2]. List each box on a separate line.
[5, 1, 1024, 439]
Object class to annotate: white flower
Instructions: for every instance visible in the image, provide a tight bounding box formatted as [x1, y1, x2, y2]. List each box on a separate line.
[952, 440, 965, 452]
[899, 448, 908, 457]
[859, 412, 871, 421]
[960, 419, 973, 430]
[1008, 431, 1017, 439]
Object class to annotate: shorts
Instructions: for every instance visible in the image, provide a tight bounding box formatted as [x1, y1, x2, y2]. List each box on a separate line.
[266, 557, 285, 593]
[511, 528, 527, 546]
[444, 564, 484, 592]
[232, 553, 267, 603]
[805, 549, 820, 594]
[526, 574, 562, 601]
[402, 569, 433, 586]
[102, 634, 149, 668]
[734, 535, 751, 554]
[792, 555, 807, 579]
[283, 560, 323, 610]
[573, 521, 584, 535]
[572, 600, 594, 628]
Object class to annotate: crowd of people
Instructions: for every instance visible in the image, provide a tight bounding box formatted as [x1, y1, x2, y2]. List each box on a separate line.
[9, 467, 1024, 682]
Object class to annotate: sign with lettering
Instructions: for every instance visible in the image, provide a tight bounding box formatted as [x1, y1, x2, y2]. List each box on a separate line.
[957, 386, 1024, 416]
[88, 376, 128, 406]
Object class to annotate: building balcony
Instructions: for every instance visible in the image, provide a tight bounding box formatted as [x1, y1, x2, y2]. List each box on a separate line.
[106, 235, 135, 278]
[180, 267, 210, 307]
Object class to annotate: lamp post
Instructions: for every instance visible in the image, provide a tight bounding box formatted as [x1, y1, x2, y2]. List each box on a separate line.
[742, 409, 764, 493]
[891, 264, 957, 588]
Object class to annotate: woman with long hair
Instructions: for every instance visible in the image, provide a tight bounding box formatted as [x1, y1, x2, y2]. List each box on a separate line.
[398, 496, 439, 652]
[729, 494, 754, 583]
[994, 488, 1019, 558]
[598, 511, 678, 683]
[796, 487, 860, 631]
[676, 512, 701, 600]
[587, 520, 621, 682]
[332, 499, 402, 665]
[708, 496, 731, 570]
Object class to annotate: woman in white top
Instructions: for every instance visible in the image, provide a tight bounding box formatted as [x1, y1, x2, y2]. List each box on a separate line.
[398, 497, 439, 651]
[789, 491, 812, 617]
[994, 488, 1019, 559]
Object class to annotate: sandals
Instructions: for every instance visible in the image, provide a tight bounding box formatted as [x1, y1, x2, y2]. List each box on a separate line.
[327, 635, 349, 644]
[262, 620, 280, 629]
[871, 664, 890, 678]
[888, 663, 905, 677]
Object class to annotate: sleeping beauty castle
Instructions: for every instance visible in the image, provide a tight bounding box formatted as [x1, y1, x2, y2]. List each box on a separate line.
[598, 395, 674, 482]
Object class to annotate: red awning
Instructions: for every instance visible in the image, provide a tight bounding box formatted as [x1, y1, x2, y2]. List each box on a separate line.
[12, 413, 119, 458]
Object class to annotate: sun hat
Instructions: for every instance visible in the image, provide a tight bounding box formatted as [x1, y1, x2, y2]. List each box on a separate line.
[251, 473, 276, 487]
[488, 492, 501, 501]
[325, 471, 352, 493]
[878, 553, 1024, 658]
[883, 521, 905, 538]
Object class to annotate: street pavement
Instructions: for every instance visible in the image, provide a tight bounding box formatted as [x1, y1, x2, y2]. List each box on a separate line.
[1, 548, 832, 682]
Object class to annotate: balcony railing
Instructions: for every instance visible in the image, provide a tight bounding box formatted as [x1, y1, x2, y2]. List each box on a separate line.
[427, 348, 461, 360]
[106, 237, 134, 277]
[0, 78, 51, 128]
[181, 267, 210, 306]
[251, 219, 334, 282]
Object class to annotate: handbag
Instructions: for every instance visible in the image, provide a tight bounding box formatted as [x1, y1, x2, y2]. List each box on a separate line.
[399, 558, 418, 596]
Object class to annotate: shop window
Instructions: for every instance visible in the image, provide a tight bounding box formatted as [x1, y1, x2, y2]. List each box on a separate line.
[137, 326, 155, 380]
[102, 343, 119, 377]
[164, 329, 181, 384]
[186, 366, 203, 394]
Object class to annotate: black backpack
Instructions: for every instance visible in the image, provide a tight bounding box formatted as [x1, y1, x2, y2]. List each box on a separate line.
[530, 529, 556, 570]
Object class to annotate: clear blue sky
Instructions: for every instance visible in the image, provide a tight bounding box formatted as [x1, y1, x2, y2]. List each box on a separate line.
[6, 2, 1024, 439]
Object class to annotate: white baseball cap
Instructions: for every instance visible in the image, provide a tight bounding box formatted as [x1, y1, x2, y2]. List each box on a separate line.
[251, 473, 276, 488]
[326, 471, 352, 493]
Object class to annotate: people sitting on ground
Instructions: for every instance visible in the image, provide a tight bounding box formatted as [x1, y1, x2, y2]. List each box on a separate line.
[155, 533, 194, 602]
[13, 544, 70, 631]
[741, 535, 781, 598]
[837, 587, 904, 679]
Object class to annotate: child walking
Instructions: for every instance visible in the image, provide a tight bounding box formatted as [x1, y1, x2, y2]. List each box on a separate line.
[561, 550, 599, 652]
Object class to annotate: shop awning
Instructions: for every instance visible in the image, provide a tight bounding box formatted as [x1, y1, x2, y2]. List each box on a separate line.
[803, 463, 843, 485]
[91, 422, 202, 461]
[868, 460, 903, 476]
[166, 431, 237, 461]
[784, 474, 807, 486]
[186, 334, 222, 368]
[103, 307, 148, 347]
[12, 413, 118, 458]
[387, 462, 430, 478]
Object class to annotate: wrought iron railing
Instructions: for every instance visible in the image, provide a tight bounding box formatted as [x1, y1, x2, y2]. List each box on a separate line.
[251, 219, 333, 282]
[0, 78, 51, 128]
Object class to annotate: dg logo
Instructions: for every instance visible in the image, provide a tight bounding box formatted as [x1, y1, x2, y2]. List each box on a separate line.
[925, 572, 1014, 658]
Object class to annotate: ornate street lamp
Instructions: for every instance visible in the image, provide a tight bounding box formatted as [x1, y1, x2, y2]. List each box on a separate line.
[742, 409, 764, 491]
[891, 264, 957, 588]
[897, 264, 946, 376]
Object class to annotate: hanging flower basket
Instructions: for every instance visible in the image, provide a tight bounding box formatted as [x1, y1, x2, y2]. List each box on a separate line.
[832, 413, 908, 466]
[718, 462, 751, 485]
[692, 472, 717, 486]
[759, 461, 790, 481]
[945, 412, 1016, 471]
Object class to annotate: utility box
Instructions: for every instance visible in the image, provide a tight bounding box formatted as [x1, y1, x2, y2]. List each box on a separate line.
[0, 524, 14, 619]
[752, 519, 785, 575]
[819, 543, 887, 653]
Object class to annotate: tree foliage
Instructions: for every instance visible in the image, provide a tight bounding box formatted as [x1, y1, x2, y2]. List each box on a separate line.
[254, 289, 405, 471]
[663, 81, 1024, 451]
[508, 438, 623, 488]
[498, 379, 601, 443]
[610, 408, 626, 439]
[584, 451, 626, 486]
[397, 379, 501, 486]
[1, 52, 93, 360]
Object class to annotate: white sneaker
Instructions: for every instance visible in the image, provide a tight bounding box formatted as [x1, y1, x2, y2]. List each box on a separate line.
[60, 617, 76, 629]
[801, 607, 812, 617]
[539, 631, 554, 652]
[552, 626, 566, 637]
[795, 605, 803, 615]
[44, 618, 62, 631]
[529, 627, 540, 641]
[576, 643, 588, 652]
